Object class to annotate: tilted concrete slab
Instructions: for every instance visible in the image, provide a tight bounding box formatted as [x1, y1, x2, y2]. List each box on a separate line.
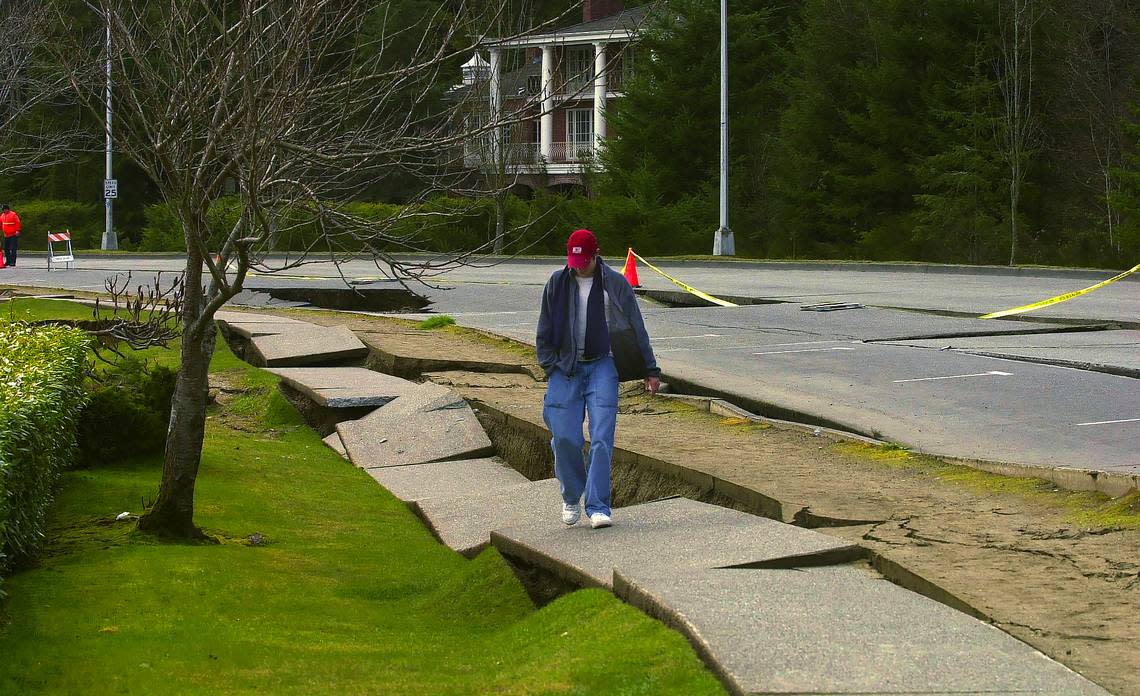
[322, 431, 348, 459]
[491, 497, 860, 589]
[412, 478, 561, 558]
[266, 367, 417, 408]
[615, 566, 1110, 696]
[247, 325, 368, 367]
[223, 321, 311, 339]
[336, 382, 493, 468]
[367, 458, 529, 503]
[215, 311, 311, 338]
[216, 311, 308, 324]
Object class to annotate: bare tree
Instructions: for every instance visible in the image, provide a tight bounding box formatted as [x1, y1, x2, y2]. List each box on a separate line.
[0, 0, 81, 175]
[46, 0, 567, 537]
[995, 0, 1044, 266]
[1058, 0, 1140, 256]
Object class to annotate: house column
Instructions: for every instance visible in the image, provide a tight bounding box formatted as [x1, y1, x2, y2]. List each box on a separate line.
[488, 47, 503, 166]
[540, 45, 555, 161]
[593, 42, 607, 155]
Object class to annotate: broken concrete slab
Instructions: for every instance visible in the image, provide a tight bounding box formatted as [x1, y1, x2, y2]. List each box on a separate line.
[491, 497, 860, 589]
[366, 458, 529, 503]
[247, 325, 368, 367]
[412, 478, 562, 558]
[336, 382, 493, 468]
[322, 431, 348, 459]
[223, 322, 312, 339]
[615, 566, 1110, 696]
[215, 311, 312, 338]
[885, 329, 1140, 377]
[216, 311, 308, 324]
[266, 367, 416, 409]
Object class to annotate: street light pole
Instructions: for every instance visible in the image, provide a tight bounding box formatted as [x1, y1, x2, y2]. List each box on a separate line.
[712, 0, 734, 256]
[102, 17, 117, 251]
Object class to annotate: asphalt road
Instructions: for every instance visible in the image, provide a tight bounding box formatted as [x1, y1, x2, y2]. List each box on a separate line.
[3, 254, 1137, 475]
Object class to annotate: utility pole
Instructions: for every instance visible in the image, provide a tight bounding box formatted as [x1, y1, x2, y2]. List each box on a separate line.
[713, 0, 734, 256]
[102, 17, 118, 251]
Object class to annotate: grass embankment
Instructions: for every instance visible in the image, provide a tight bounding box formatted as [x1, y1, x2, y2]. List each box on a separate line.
[0, 299, 722, 695]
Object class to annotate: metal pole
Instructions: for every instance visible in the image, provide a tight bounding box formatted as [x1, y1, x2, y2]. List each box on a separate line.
[102, 16, 117, 251]
[712, 0, 734, 256]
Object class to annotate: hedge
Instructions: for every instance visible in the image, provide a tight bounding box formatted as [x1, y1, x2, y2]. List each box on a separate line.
[4, 200, 103, 250]
[0, 321, 90, 596]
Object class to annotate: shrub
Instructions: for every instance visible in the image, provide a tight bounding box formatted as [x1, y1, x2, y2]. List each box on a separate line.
[139, 202, 185, 252]
[76, 358, 176, 469]
[417, 315, 456, 330]
[0, 321, 90, 594]
[6, 199, 102, 250]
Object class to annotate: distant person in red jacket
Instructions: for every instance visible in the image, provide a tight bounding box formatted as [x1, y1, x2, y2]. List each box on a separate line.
[1, 204, 20, 268]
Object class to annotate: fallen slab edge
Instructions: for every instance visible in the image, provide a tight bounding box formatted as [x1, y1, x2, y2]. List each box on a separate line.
[613, 569, 746, 696]
[407, 499, 489, 560]
[255, 346, 370, 368]
[489, 531, 610, 590]
[718, 544, 865, 570]
[357, 446, 497, 471]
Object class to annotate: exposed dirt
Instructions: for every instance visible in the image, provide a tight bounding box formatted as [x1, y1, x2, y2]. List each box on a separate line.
[234, 306, 1140, 695]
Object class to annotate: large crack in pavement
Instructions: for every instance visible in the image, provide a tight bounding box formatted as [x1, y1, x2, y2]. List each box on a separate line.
[244, 307, 1140, 695]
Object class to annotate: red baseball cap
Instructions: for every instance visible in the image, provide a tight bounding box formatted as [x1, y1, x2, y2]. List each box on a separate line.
[566, 229, 598, 269]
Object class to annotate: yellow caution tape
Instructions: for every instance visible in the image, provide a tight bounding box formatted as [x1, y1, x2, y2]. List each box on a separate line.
[246, 271, 387, 282]
[980, 262, 1140, 319]
[631, 251, 739, 308]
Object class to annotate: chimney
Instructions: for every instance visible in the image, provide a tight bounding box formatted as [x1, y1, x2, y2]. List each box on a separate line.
[583, 0, 625, 23]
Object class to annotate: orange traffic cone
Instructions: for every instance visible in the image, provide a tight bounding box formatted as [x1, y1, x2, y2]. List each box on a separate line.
[620, 247, 640, 287]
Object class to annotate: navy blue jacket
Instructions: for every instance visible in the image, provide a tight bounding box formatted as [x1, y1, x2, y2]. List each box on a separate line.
[535, 259, 661, 379]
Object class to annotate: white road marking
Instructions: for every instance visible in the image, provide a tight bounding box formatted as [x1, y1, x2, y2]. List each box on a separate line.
[658, 340, 844, 354]
[654, 333, 724, 341]
[1074, 417, 1140, 427]
[893, 370, 1012, 384]
[754, 347, 856, 356]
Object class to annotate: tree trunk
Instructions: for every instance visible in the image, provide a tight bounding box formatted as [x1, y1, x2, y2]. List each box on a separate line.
[1009, 169, 1019, 267]
[492, 192, 506, 254]
[138, 222, 216, 538]
[137, 322, 216, 538]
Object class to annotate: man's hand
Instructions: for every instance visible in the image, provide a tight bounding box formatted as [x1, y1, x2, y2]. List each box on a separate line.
[645, 376, 661, 395]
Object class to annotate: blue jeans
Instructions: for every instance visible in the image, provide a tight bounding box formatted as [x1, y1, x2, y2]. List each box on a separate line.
[543, 356, 619, 517]
[2, 235, 16, 267]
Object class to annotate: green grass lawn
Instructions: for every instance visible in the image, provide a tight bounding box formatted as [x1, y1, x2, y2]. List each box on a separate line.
[0, 300, 723, 695]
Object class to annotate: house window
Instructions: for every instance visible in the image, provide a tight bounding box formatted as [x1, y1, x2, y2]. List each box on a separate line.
[566, 108, 594, 160]
[621, 47, 636, 85]
[565, 46, 594, 94]
[527, 74, 541, 95]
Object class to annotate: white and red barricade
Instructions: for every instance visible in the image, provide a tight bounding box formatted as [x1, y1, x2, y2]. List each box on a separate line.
[47, 230, 75, 270]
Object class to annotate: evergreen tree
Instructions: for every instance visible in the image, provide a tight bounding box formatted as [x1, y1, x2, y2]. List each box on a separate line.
[600, 0, 791, 254]
[909, 2, 1007, 264]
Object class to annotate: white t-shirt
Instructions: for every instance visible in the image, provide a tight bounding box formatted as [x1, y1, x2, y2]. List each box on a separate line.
[575, 274, 609, 359]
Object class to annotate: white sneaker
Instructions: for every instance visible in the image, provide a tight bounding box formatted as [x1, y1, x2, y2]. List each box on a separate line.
[561, 503, 581, 526]
[589, 512, 612, 529]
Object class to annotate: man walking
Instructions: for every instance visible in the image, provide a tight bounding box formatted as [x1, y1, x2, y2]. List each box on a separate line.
[1, 204, 21, 268]
[536, 229, 661, 529]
